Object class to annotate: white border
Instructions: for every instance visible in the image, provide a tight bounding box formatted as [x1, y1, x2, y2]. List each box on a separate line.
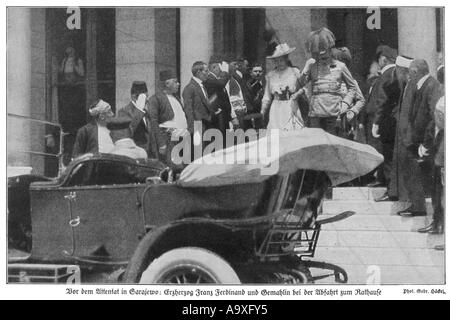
[1, 0, 449, 300]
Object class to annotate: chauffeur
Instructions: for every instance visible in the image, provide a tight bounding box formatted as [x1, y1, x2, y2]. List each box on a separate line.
[107, 117, 148, 160]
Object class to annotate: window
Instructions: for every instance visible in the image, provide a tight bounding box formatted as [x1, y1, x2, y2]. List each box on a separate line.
[281, 170, 328, 223]
[46, 8, 116, 166]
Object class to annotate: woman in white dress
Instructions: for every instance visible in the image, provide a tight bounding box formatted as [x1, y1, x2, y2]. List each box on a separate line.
[261, 43, 305, 131]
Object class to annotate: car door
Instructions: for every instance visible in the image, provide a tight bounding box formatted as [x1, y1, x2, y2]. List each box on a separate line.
[64, 160, 147, 263]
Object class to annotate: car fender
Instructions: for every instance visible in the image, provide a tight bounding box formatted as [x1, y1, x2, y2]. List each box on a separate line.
[123, 218, 246, 283]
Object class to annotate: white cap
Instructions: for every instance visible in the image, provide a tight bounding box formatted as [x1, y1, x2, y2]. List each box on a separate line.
[396, 55, 413, 68]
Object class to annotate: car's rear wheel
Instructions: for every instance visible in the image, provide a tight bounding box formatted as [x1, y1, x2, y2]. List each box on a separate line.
[139, 247, 241, 284]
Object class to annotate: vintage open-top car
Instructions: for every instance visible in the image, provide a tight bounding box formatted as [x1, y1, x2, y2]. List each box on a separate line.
[8, 128, 383, 284]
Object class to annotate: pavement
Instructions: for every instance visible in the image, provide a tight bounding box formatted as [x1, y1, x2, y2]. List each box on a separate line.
[310, 187, 445, 285]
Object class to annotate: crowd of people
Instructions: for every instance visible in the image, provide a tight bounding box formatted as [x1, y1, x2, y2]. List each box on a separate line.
[69, 27, 445, 238]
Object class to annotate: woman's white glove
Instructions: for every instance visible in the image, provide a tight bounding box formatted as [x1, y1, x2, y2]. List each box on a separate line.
[302, 58, 316, 74]
[371, 124, 380, 138]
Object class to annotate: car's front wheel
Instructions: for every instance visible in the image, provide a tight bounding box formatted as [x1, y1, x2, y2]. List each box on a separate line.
[139, 247, 241, 284]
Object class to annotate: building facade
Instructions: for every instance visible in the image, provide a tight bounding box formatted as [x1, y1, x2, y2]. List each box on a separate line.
[7, 7, 444, 176]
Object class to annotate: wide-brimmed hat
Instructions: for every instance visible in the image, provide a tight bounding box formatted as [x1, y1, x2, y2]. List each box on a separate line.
[267, 43, 296, 59]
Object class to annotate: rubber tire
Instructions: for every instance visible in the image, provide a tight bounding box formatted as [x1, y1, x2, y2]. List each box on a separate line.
[139, 247, 241, 284]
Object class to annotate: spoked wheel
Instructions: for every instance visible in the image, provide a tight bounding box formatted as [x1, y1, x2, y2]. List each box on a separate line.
[139, 247, 241, 284]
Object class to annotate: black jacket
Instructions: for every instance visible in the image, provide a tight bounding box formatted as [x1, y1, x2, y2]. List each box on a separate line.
[406, 76, 441, 149]
[118, 101, 153, 157]
[72, 122, 98, 159]
[203, 72, 232, 122]
[182, 78, 218, 133]
[367, 66, 401, 142]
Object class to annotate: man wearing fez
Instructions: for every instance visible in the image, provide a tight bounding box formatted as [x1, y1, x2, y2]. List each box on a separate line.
[118, 81, 155, 158]
[72, 99, 115, 159]
[204, 56, 232, 137]
[365, 45, 400, 189]
[107, 117, 148, 159]
[148, 70, 188, 166]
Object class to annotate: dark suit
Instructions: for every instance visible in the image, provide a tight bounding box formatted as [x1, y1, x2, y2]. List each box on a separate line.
[203, 72, 232, 135]
[182, 78, 218, 134]
[246, 77, 266, 113]
[365, 66, 401, 185]
[148, 91, 176, 150]
[232, 72, 255, 113]
[118, 102, 156, 158]
[72, 122, 98, 159]
[148, 91, 187, 165]
[390, 76, 440, 211]
[406, 76, 440, 150]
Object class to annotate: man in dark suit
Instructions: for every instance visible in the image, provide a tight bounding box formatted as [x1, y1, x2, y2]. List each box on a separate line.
[182, 61, 219, 154]
[118, 81, 156, 158]
[418, 65, 444, 234]
[204, 56, 232, 137]
[229, 56, 255, 114]
[72, 99, 115, 159]
[387, 57, 416, 205]
[246, 62, 266, 113]
[396, 59, 441, 217]
[365, 45, 401, 191]
[148, 70, 188, 166]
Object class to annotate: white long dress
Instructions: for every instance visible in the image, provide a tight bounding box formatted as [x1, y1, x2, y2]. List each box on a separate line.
[263, 67, 305, 131]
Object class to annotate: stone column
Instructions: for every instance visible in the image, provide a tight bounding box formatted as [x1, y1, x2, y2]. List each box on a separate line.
[398, 8, 438, 76]
[115, 8, 157, 110]
[265, 8, 312, 70]
[180, 8, 213, 89]
[7, 7, 32, 174]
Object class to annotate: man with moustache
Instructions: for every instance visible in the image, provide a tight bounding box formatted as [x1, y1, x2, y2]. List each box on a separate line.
[148, 70, 188, 166]
[396, 59, 441, 218]
[203, 56, 232, 137]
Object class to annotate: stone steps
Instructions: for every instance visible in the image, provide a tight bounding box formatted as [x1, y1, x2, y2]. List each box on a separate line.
[332, 187, 387, 201]
[312, 247, 444, 267]
[310, 263, 445, 285]
[317, 230, 444, 249]
[320, 214, 430, 232]
[308, 186, 444, 284]
[322, 199, 433, 215]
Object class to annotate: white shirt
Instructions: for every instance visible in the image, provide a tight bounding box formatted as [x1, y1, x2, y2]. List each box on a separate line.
[236, 70, 243, 78]
[381, 64, 395, 75]
[417, 73, 431, 90]
[193, 76, 208, 100]
[97, 125, 114, 153]
[160, 94, 187, 129]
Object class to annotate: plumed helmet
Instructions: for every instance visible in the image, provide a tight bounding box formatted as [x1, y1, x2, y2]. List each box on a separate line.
[305, 27, 336, 54]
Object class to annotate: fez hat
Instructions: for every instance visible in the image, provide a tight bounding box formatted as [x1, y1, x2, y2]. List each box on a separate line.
[106, 116, 132, 131]
[160, 70, 176, 82]
[376, 45, 398, 61]
[131, 81, 148, 96]
[267, 43, 296, 59]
